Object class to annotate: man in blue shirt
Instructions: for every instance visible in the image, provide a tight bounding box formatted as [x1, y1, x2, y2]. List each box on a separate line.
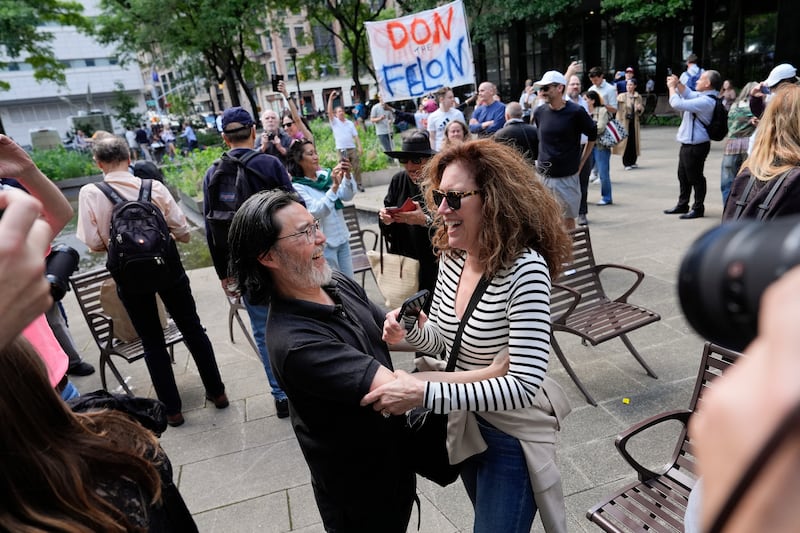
[179, 121, 197, 152]
[663, 69, 721, 219]
[469, 82, 506, 137]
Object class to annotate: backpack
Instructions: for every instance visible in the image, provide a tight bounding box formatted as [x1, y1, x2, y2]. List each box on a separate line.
[685, 68, 704, 91]
[95, 179, 173, 289]
[204, 150, 263, 248]
[697, 95, 729, 141]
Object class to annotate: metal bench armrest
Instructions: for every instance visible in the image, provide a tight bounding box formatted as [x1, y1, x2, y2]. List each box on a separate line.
[360, 228, 379, 251]
[595, 263, 646, 302]
[551, 282, 581, 324]
[615, 409, 692, 481]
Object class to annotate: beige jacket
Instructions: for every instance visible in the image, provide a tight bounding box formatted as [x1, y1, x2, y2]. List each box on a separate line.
[447, 376, 572, 533]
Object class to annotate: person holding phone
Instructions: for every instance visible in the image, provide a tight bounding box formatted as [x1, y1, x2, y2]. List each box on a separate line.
[378, 131, 439, 301]
[277, 79, 314, 143]
[364, 139, 573, 533]
[327, 90, 364, 191]
[257, 109, 292, 165]
[287, 139, 358, 277]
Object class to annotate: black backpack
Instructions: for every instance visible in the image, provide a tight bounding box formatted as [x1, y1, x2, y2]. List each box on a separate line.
[95, 179, 173, 289]
[697, 95, 729, 141]
[204, 150, 264, 248]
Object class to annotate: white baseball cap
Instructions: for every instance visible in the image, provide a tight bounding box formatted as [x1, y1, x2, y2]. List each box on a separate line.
[533, 71, 567, 89]
[764, 63, 798, 88]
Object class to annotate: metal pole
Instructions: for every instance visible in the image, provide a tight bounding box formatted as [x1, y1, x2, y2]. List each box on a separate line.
[288, 48, 304, 117]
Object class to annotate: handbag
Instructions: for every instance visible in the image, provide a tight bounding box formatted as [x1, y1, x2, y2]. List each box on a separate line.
[597, 118, 628, 148]
[405, 276, 491, 487]
[366, 232, 420, 308]
[100, 278, 167, 342]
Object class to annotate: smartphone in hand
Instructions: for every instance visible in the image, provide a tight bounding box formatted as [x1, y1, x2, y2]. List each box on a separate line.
[271, 74, 284, 92]
[385, 198, 416, 215]
[399, 289, 430, 321]
[338, 149, 349, 162]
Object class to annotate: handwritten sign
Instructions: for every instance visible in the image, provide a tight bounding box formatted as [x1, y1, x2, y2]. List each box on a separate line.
[366, 0, 474, 102]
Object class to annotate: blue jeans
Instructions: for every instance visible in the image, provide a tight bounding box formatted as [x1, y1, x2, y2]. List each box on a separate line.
[720, 152, 745, 207]
[593, 146, 612, 203]
[324, 241, 354, 279]
[243, 296, 287, 401]
[461, 417, 537, 533]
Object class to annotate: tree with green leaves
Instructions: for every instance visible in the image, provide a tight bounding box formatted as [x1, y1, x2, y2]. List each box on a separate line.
[93, 0, 277, 115]
[298, 1, 393, 101]
[0, 0, 90, 89]
[600, 0, 691, 24]
[110, 81, 142, 130]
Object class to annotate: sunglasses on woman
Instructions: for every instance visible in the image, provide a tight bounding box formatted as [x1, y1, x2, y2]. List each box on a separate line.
[282, 121, 294, 128]
[432, 189, 481, 210]
[398, 157, 423, 164]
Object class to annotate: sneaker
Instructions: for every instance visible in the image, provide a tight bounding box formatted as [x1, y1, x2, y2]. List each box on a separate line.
[624, 166, 633, 171]
[630, 164, 638, 169]
[357, 184, 366, 192]
[577, 214, 588, 226]
[67, 360, 95, 376]
[590, 175, 600, 184]
[275, 398, 290, 419]
[596, 199, 613, 206]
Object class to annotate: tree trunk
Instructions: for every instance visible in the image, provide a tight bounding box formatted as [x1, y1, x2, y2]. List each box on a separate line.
[225, 69, 241, 108]
[233, 65, 259, 118]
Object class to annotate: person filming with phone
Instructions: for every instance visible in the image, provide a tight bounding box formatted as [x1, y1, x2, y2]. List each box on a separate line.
[257, 109, 292, 165]
[364, 139, 574, 533]
[378, 131, 439, 299]
[327, 90, 364, 191]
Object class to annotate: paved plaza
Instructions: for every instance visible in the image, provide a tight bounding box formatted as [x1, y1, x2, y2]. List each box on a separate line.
[61, 126, 726, 532]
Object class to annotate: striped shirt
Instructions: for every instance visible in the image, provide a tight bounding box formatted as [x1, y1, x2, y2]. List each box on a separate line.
[406, 248, 551, 414]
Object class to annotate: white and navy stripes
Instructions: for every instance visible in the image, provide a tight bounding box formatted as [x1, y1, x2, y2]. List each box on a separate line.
[406, 248, 551, 414]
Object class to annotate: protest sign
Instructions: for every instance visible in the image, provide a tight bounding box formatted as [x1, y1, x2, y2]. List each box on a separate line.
[366, 0, 474, 102]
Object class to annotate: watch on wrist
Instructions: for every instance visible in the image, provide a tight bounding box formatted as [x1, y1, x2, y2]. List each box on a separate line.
[424, 214, 433, 226]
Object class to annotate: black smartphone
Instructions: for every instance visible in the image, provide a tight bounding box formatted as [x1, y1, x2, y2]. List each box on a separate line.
[338, 149, 349, 162]
[271, 74, 284, 92]
[399, 289, 430, 319]
[667, 67, 673, 76]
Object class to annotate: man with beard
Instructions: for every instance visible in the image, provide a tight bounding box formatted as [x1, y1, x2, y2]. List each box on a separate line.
[378, 131, 438, 299]
[565, 74, 593, 226]
[226, 190, 416, 532]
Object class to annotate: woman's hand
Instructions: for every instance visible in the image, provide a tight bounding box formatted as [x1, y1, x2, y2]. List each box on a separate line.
[391, 201, 427, 226]
[360, 369, 426, 415]
[378, 208, 395, 225]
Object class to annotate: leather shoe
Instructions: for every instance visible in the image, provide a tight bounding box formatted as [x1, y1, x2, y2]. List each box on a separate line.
[67, 361, 95, 376]
[679, 209, 704, 219]
[664, 205, 690, 214]
[206, 391, 229, 409]
[166, 413, 185, 427]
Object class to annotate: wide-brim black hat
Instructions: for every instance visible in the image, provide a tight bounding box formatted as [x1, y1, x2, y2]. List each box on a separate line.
[385, 131, 438, 159]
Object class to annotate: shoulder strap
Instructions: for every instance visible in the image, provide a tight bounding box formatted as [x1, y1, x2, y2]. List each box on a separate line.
[445, 276, 492, 372]
[138, 178, 153, 203]
[94, 182, 125, 205]
[732, 175, 759, 220]
[224, 149, 269, 183]
[756, 169, 793, 221]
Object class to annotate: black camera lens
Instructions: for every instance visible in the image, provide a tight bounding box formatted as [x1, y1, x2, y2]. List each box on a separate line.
[45, 244, 80, 301]
[678, 216, 800, 351]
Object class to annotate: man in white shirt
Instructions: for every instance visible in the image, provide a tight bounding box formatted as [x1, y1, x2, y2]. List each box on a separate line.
[426, 86, 465, 150]
[587, 66, 618, 115]
[370, 94, 395, 156]
[327, 90, 364, 191]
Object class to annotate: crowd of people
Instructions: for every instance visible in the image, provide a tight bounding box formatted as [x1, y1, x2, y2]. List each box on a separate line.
[3, 56, 800, 532]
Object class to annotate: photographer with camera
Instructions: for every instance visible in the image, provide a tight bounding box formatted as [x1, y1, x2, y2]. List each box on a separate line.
[257, 109, 292, 166]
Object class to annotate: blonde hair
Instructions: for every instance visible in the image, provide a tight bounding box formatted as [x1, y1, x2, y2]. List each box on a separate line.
[423, 139, 571, 279]
[743, 84, 800, 181]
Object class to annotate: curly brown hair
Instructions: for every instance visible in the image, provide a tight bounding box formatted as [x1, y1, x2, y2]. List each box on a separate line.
[422, 139, 572, 279]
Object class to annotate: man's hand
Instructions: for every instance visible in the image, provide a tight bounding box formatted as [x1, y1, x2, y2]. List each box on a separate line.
[360, 369, 425, 415]
[220, 277, 239, 297]
[390, 201, 427, 226]
[666, 75, 679, 90]
[0, 189, 53, 349]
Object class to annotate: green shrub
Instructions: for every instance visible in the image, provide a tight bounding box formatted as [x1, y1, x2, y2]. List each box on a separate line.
[162, 146, 225, 198]
[309, 119, 394, 172]
[31, 148, 97, 181]
[197, 129, 224, 148]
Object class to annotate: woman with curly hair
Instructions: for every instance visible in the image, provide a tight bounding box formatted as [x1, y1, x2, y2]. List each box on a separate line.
[364, 139, 573, 533]
[0, 335, 196, 532]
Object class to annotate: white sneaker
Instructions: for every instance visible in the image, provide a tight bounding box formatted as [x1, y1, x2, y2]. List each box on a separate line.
[624, 166, 633, 171]
[590, 175, 600, 184]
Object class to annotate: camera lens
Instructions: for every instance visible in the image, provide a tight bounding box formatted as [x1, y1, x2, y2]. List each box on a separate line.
[678, 217, 800, 350]
[45, 244, 80, 301]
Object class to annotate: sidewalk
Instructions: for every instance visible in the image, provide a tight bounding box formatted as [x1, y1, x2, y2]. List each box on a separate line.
[61, 126, 725, 532]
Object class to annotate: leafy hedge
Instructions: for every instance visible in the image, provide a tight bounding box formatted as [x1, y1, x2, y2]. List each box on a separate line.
[162, 146, 225, 198]
[31, 148, 98, 181]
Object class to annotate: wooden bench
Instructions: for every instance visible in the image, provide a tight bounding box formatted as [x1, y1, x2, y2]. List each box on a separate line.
[586, 343, 742, 532]
[69, 267, 184, 396]
[227, 294, 259, 356]
[343, 205, 378, 287]
[550, 227, 660, 405]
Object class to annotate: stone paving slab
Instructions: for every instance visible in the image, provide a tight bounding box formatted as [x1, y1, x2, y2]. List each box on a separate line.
[59, 125, 726, 532]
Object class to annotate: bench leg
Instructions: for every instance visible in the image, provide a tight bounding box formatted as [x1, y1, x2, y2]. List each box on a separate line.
[228, 304, 237, 343]
[104, 354, 135, 397]
[619, 334, 658, 378]
[551, 334, 597, 406]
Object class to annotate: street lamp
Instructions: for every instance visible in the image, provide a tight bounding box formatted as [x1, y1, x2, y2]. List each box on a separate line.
[287, 47, 304, 117]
